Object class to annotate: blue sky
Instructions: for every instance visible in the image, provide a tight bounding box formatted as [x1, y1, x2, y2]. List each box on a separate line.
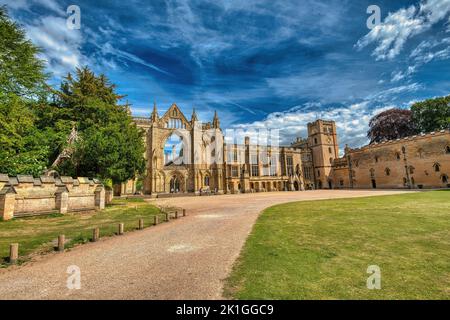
[2, 0, 450, 150]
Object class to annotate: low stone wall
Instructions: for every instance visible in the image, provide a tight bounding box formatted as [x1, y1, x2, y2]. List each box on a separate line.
[0, 174, 105, 220]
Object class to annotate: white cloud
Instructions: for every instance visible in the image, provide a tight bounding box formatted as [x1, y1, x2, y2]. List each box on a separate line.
[24, 16, 86, 76]
[391, 66, 417, 82]
[232, 101, 392, 152]
[34, 0, 65, 15]
[0, 0, 63, 14]
[0, 0, 29, 10]
[410, 37, 450, 63]
[365, 83, 422, 101]
[356, 0, 450, 60]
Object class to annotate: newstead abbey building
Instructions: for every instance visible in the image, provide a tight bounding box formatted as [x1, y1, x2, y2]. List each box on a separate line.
[114, 103, 450, 196]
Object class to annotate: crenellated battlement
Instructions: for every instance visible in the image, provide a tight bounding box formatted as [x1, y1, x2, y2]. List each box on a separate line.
[347, 129, 450, 153]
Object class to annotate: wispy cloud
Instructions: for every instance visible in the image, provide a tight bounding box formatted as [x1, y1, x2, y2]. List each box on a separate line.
[356, 0, 450, 60]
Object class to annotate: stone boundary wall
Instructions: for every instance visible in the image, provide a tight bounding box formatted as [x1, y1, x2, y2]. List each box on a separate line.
[0, 175, 105, 220]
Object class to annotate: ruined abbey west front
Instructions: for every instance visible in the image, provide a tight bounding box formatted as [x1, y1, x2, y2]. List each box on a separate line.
[115, 103, 450, 196]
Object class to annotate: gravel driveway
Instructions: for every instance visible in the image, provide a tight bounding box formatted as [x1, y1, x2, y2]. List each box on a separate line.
[0, 190, 411, 299]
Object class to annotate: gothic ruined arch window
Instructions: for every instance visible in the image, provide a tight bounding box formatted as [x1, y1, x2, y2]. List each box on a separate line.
[385, 168, 391, 176]
[433, 163, 441, 172]
[442, 174, 449, 184]
[164, 133, 183, 166]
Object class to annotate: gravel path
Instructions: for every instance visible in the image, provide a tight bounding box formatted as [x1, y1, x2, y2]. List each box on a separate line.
[0, 190, 411, 299]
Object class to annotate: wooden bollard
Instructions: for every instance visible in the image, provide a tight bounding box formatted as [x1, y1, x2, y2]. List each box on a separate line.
[92, 228, 100, 242]
[154, 215, 159, 225]
[165, 212, 169, 222]
[139, 218, 144, 230]
[9, 243, 18, 264]
[58, 235, 65, 251]
[183, 209, 186, 217]
[118, 223, 124, 235]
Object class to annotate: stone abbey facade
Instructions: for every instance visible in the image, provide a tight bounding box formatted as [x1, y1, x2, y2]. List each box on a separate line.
[116, 104, 450, 196]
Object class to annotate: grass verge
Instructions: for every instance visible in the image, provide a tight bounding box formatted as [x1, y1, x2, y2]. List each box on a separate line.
[224, 190, 450, 299]
[0, 198, 163, 266]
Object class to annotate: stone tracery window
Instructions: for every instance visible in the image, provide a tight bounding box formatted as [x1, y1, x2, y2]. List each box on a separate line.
[442, 174, 449, 184]
[433, 163, 441, 172]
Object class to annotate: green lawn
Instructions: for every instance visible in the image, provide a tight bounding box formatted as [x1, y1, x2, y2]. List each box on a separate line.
[224, 190, 450, 300]
[0, 198, 163, 266]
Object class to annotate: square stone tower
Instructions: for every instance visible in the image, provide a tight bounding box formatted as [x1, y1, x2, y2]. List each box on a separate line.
[307, 120, 339, 189]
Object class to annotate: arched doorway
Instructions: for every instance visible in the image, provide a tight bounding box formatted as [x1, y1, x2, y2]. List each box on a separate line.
[169, 175, 181, 193]
[294, 181, 299, 191]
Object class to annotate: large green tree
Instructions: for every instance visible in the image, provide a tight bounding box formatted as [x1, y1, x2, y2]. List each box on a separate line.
[0, 7, 51, 176]
[367, 108, 417, 143]
[44, 67, 146, 183]
[411, 95, 450, 133]
[0, 6, 46, 98]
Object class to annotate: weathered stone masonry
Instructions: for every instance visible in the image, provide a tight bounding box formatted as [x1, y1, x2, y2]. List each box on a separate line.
[0, 175, 105, 220]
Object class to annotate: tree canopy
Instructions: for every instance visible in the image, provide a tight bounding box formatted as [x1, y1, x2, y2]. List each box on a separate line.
[41, 68, 145, 183]
[0, 8, 145, 183]
[0, 6, 46, 98]
[367, 109, 416, 144]
[411, 96, 450, 133]
[0, 7, 50, 176]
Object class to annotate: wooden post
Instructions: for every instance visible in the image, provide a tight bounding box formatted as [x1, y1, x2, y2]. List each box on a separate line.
[154, 215, 159, 225]
[92, 228, 99, 242]
[58, 235, 65, 251]
[165, 212, 169, 222]
[118, 223, 124, 235]
[183, 209, 186, 217]
[139, 218, 144, 230]
[9, 243, 18, 264]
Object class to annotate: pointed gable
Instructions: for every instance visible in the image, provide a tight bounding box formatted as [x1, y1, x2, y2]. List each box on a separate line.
[160, 103, 191, 129]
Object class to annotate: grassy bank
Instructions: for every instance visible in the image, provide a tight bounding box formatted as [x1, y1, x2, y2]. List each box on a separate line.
[225, 190, 450, 299]
[0, 198, 162, 266]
